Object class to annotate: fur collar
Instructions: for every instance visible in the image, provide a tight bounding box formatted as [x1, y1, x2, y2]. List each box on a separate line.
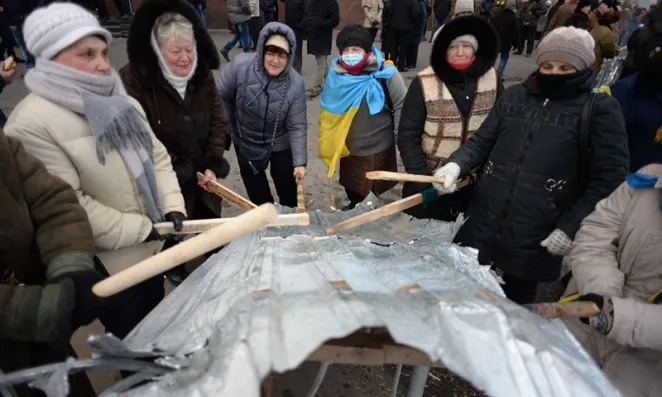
[125, 0, 220, 88]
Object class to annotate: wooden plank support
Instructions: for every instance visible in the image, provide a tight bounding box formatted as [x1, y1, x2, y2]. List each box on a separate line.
[296, 176, 306, 214]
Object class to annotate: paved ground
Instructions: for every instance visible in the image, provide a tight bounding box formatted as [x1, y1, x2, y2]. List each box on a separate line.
[3, 31, 548, 396]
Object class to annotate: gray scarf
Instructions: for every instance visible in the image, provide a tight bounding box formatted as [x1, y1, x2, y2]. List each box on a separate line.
[24, 58, 163, 223]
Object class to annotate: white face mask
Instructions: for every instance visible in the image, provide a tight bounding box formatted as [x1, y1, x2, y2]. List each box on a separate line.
[341, 52, 365, 66]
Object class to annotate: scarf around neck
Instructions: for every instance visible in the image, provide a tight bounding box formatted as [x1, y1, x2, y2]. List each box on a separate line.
[150, 32, 198, 99]
[24, 58, 164, 223]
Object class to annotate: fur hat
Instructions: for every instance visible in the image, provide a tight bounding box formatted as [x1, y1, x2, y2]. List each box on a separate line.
[336, 24, 373, 53]
[536, 26, 596, 70]
[430, 16, 498, 81]
[22, 2, 112, 60]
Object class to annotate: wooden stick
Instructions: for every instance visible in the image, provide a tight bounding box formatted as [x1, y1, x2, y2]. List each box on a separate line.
[197, 172, 258, 210]
[296, 176, 306, 214]
[326, 194, 423, 235]
[92, 204, 279, 297]
[525, 301, 601, 320]
[154, 213, 311, 235]
[325, 179, 471, 235]
[329, 177, 336, 211]
[366, 171, 448, 185]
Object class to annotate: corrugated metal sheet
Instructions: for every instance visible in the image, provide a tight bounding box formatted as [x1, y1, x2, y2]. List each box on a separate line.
[112, 199, 619, 397]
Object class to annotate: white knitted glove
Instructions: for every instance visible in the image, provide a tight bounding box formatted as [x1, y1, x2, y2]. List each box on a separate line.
[433, 163, 461, 194]
[541, 229, 573, 256]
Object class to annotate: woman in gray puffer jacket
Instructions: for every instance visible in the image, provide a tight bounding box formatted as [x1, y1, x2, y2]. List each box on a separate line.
[217, 22, 307, 207]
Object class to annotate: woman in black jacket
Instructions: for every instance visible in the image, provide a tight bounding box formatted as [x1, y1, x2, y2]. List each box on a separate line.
[435, 26, 629, 304]
[397, 16, 503, 221]
[564, 0, 592, 30]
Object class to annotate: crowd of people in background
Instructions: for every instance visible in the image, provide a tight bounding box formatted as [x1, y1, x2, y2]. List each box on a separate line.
[0, 0, 661, 396]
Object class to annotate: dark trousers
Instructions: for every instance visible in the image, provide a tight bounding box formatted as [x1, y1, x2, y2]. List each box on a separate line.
[249, 16, 261, 49]
[501, 272, 538, 305]
[263, 10, 276, 23]
[93, 257, 164, 339]
[236, 149, 298, 207]
[368, 27, 378, 43]
[406, 42, 419, 68]
[389, 28, 411, 69]
[0, 23, 16, 58]
[95, 0, 111, 19]
[112, 0, 130, 16]
[517, 24, 536, 55]
[293, 29, 304, 74]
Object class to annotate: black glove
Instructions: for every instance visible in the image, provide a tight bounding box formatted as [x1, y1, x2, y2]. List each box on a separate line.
[0, 281, 76, 348]
[165, 211, 186, 233]
[578, 293, 614, 335]
[50, 270, 106, 330]
[144, 227, 163, 242]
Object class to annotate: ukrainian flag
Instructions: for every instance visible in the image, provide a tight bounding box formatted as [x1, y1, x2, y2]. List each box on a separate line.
[318, 46, 395, 178]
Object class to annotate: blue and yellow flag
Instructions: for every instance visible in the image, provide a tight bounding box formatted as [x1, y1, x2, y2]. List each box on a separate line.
[318, 46, 395, 178]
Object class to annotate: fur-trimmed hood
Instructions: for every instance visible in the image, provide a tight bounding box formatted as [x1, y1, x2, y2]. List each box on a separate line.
[125, 0, 220, 87]
[430, 16, 498, 83]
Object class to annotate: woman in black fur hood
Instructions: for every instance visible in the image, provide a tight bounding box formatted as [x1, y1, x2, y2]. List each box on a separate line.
[397, 16, 503, 222]
[119, 0, 229, 284]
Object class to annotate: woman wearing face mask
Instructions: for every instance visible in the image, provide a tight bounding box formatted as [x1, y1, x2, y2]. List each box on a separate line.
[434, 27, 629, 304]
[397, 16, 503, 221]
[120, 0, 229, 285]
[217, 22, 306, 207]
[4, 3, 187, 337]
[318, 24, 407, 210]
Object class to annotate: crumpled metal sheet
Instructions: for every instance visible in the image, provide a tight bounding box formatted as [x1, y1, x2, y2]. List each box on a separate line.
[595, 48, 627, 88]
[105, 197, 619, 397]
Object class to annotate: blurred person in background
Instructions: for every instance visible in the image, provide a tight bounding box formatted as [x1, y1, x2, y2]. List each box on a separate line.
[362, 0, 384, 42]
[385, 0, 420, 70]
[564, 0, 593, 30]
[302, 0, 339, 98]
[591, 8, 620, 71]
[491, 0, 520, 78]
[612, 28, 662, 171]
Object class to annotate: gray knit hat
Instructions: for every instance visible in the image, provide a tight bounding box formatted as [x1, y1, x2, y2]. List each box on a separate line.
[536, 27, 596, 70]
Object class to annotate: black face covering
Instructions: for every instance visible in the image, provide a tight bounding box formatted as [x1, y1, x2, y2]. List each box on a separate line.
[534, 68, 593, 98]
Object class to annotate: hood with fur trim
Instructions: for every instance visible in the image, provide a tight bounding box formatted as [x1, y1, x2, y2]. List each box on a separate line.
[125, 0, 220, 87]
[430, 16, 498, 83]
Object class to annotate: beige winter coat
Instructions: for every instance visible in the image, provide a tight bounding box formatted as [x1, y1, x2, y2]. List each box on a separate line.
[563, 163, 662, 397]
[362, 0, 384, 28]
[4, 93, 186, 275]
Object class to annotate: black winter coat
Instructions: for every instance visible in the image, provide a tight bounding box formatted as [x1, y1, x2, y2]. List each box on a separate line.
[302, 0, 339, 55]
[387, 0, 420, 32]
[491, 9, 520, 53]
[447, 72, 629, 282]
[283, 0, 305, 30]
[434, 0, 452, 22]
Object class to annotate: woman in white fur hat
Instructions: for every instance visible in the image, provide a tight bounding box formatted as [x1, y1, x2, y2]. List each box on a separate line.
[4, 2, 186, 339]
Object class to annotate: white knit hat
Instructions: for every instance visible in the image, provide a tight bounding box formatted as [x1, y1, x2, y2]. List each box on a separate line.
[453, 0, 475, 17]
[23, 2, 113, 60]
[451, 34, 479, 51]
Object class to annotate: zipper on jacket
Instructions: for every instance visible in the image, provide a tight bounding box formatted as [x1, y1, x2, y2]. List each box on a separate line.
[490, 98, 551, 257]
[152, 88, 162, 125]
[262, 81, 271, 144]
[460, 76, 475, 144]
